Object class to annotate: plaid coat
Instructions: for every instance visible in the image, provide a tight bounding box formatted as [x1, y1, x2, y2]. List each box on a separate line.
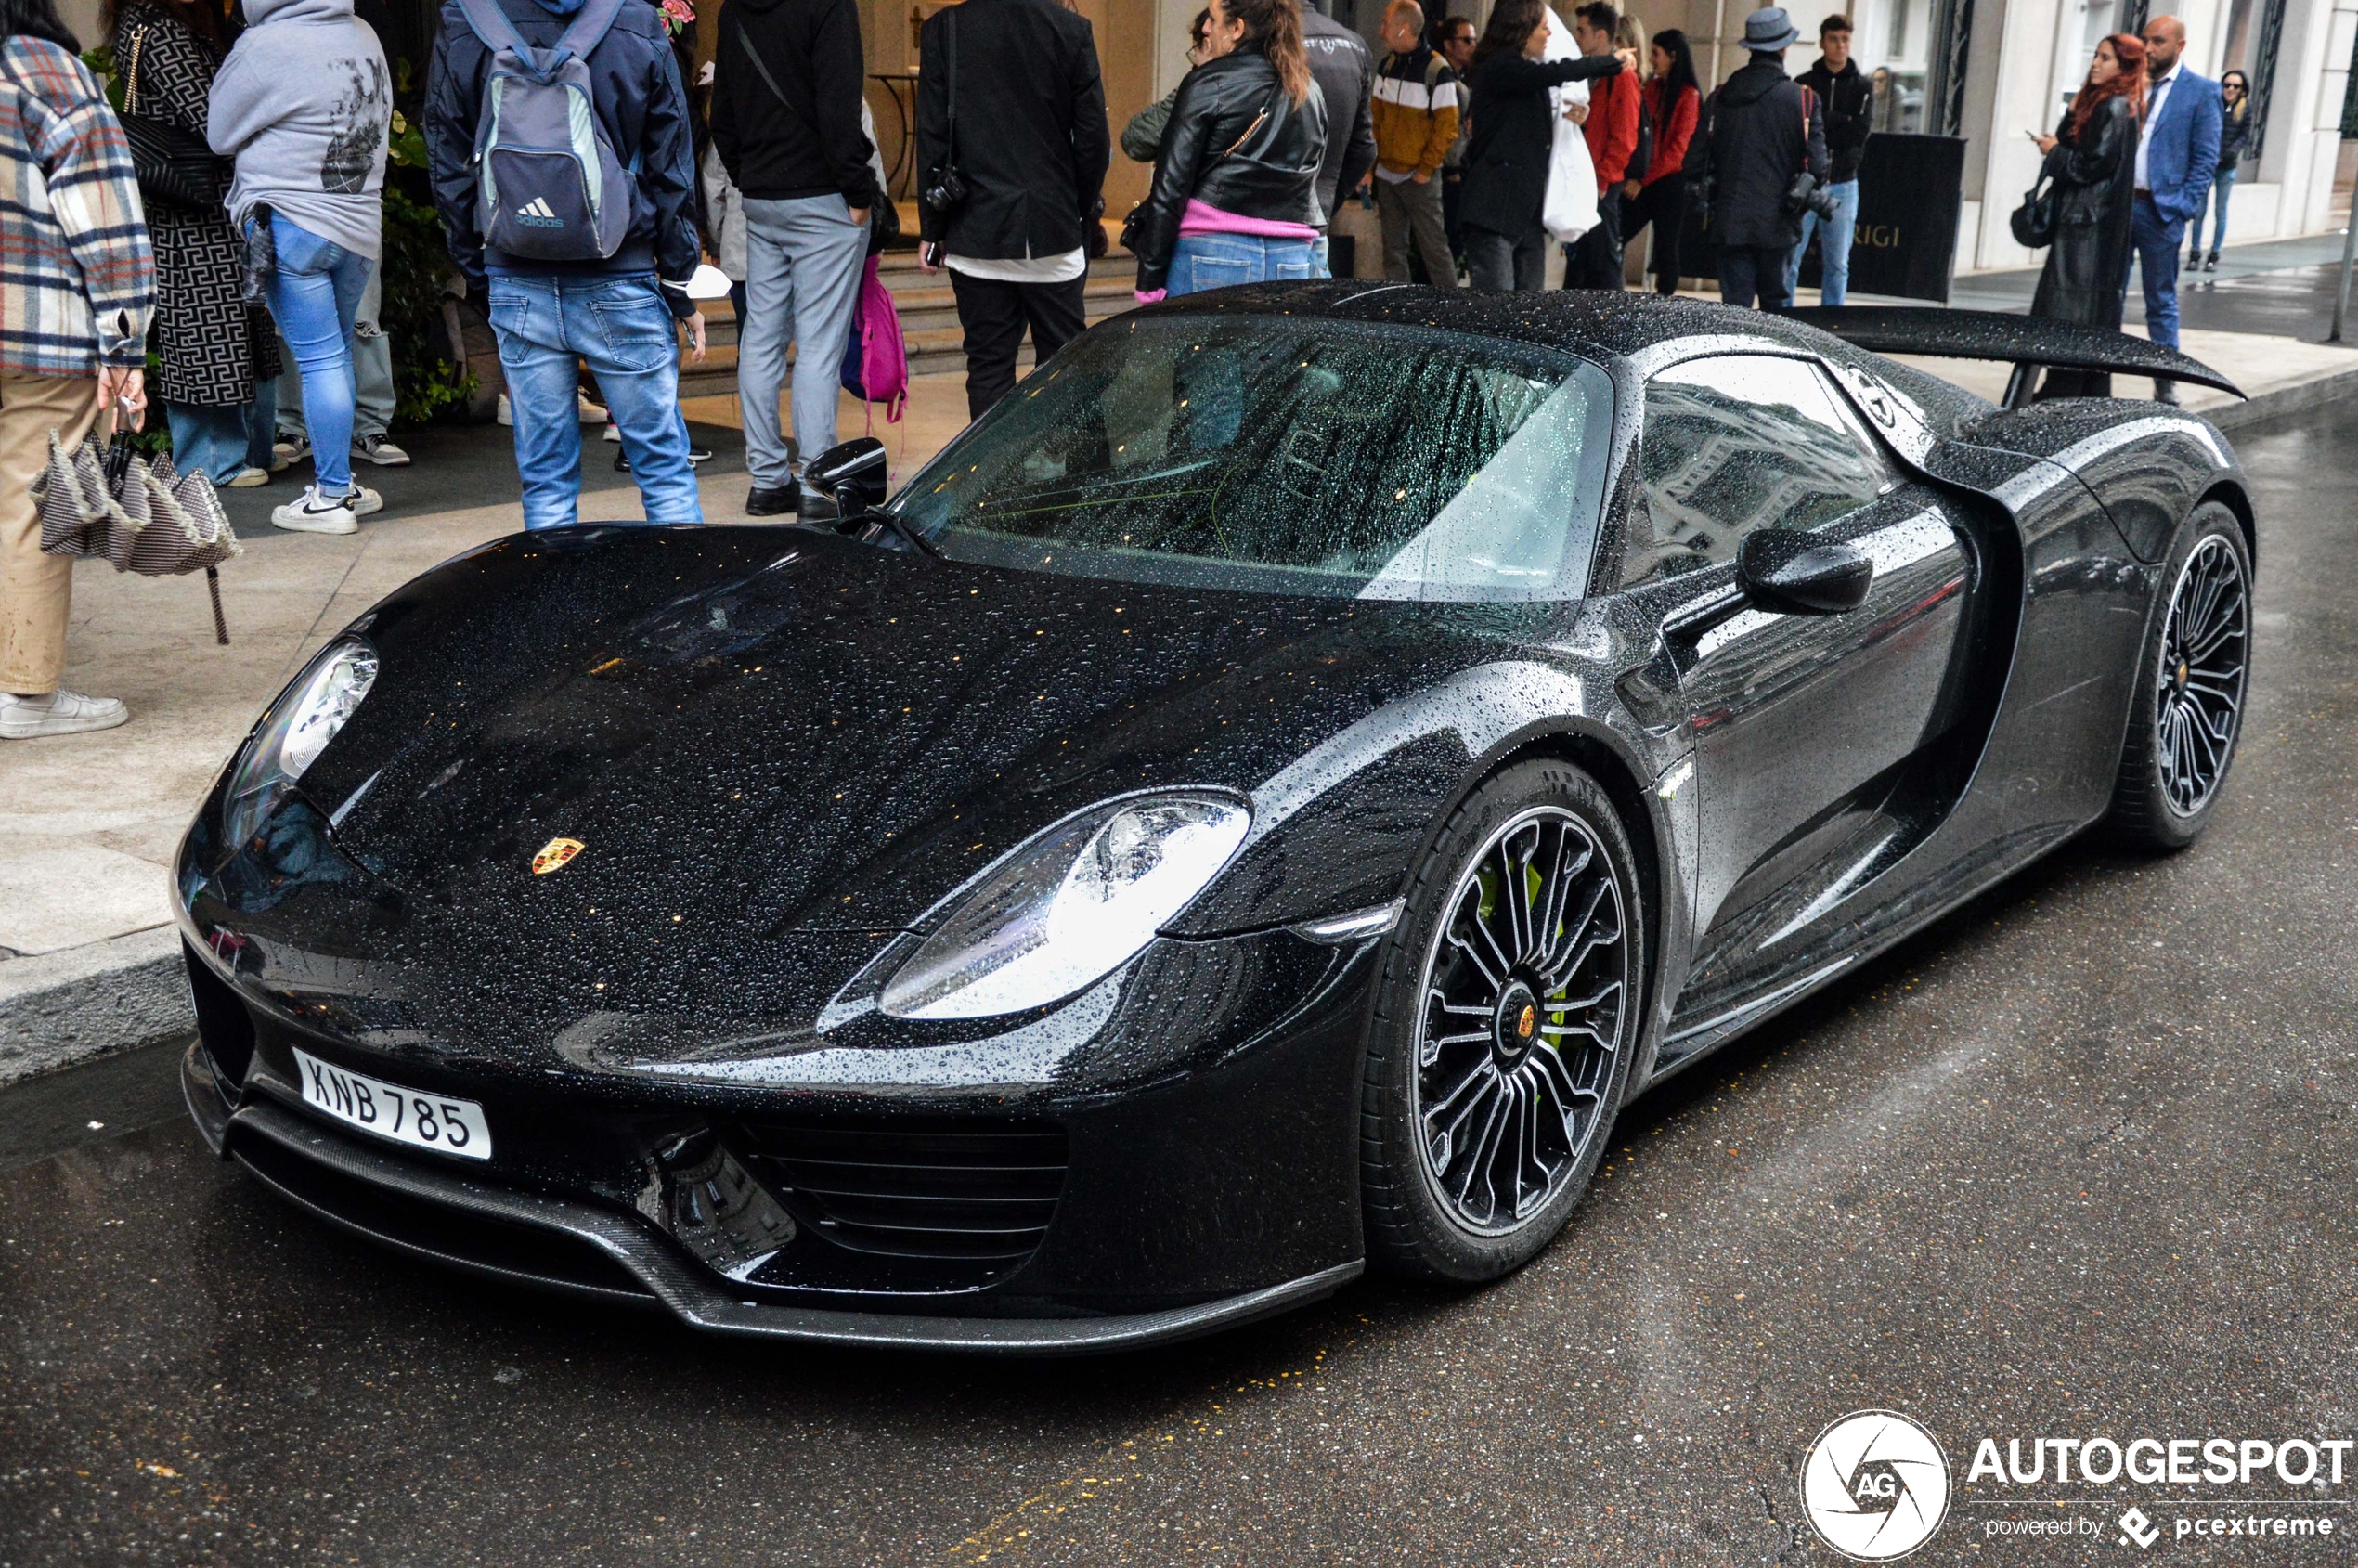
[0, 36, 154, 378]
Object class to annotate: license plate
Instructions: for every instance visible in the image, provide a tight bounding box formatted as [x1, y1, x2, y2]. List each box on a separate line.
[291, 1047, 492, 1160]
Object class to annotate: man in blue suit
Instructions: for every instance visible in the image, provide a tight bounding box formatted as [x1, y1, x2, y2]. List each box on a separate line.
[2127, 14, 2222, 403]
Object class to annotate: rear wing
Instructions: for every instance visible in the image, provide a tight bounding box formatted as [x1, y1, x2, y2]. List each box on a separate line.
[1784, 306, 2243, 400]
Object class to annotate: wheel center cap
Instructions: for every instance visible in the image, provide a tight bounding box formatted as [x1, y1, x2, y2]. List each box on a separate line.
[2175, 658, 2189, 691]
[1495, 982, 1540, 1066]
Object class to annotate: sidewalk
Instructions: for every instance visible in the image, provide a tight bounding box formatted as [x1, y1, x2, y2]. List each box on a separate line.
[6, 292, 2355, 1081]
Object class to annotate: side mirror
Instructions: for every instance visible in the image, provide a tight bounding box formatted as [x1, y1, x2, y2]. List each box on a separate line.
[1736, 529, 1874, 616]
[805, 437, 889, 512]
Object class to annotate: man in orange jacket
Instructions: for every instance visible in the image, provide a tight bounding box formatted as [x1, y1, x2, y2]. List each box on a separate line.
[1370, 0, 1461, 286]
[1568, 1, 1639, 288]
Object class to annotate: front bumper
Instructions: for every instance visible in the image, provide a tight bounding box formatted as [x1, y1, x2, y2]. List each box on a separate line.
[184, 1045, 1359, 1353]
[179, 911, 1380, 1351]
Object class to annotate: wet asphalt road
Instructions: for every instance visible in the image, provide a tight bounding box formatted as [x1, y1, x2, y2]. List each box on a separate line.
[5, 401, 2356, 1568]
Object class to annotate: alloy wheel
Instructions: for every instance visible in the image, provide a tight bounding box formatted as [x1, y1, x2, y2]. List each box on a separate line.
[1412, 806, 1630, 1235]
[2155, 533, 2248, 817]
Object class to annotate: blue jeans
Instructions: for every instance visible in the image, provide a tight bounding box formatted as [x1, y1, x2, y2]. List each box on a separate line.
[2193, 165, 2236, 257]
[486, 271, 701, 530]
[253, 214, 370, 494]
[2127, 194, 2184, 350]
[1787, 177, 1860, 305]
[1163, 233, 1320, 298]
[277, 263, 394, 442]
[165, 394, 276, 484]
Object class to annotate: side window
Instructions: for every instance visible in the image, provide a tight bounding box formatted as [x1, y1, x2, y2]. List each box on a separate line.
[1623, 356, 1894, 590]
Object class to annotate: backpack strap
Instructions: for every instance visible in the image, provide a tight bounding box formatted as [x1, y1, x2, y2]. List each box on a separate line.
[456, 0, 626, 82]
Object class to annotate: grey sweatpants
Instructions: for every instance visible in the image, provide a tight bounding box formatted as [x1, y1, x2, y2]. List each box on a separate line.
[739, 193, 866, 492]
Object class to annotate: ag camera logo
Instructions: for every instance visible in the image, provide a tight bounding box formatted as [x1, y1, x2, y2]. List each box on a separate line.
[1800, 1410, 1952, 1561]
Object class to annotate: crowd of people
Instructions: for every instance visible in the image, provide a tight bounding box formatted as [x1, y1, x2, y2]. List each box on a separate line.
[0, 0, 2258, 741]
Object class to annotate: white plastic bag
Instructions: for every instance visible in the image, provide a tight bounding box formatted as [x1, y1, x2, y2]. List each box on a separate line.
[1541, 6, 1599, 244]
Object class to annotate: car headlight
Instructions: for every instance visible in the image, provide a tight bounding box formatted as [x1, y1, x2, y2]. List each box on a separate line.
[879, 794, 1251, 1021]
[224, 639, 379, 846]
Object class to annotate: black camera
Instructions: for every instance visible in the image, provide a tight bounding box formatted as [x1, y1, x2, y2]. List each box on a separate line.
[1783, 171, 1841, 222]
[922, 163, 969, 216]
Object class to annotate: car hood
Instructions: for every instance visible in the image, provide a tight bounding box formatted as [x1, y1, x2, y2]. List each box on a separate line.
[299, 525, 1540, 944]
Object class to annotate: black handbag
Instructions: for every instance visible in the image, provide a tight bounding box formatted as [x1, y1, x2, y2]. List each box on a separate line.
[919, 8, 968, 217]
[121, 25, 227, 212]
[2010, 170, 2058, 249]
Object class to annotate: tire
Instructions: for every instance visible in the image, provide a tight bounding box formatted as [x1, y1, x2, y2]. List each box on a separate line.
[1360, 759, 1646, 1283]
[2108, 501, 2252, 850]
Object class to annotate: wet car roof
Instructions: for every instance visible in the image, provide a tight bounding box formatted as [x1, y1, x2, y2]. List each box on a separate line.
[1125, 280, 1845, 368]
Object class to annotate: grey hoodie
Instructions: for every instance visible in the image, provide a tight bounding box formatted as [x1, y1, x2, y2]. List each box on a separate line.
[207, 0, 390, 258]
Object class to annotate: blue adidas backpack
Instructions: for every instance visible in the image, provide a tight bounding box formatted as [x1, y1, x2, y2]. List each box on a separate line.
[455, 0, 632, 262]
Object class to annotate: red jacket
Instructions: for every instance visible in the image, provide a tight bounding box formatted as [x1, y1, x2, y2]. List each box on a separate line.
[1583, 68, 1640, 191]
[1641, 79, 1699, 186]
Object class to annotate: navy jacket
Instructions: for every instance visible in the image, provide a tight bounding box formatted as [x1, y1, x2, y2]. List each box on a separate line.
[2139, 66, 2222, 226]
[425, 0, 700, 317]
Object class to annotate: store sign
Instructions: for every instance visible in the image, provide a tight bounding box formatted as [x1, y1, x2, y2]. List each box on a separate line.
[1679, 134, 1967, 304]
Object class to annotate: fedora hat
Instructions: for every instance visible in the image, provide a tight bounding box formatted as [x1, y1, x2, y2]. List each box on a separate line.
[1743, 6, 1801, 49]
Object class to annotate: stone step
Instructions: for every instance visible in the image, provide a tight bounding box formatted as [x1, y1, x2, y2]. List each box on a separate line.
[680, 288, 1135, 394]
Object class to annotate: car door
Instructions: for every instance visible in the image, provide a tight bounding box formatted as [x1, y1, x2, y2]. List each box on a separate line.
[1623, 353, 1980, 967]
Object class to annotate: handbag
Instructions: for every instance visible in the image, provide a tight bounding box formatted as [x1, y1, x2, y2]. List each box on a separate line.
[121, 25, 227, 212]
[35, 409, 241, 644]
[919, 8, 968, 217]
[2010, 169, 2058, 249]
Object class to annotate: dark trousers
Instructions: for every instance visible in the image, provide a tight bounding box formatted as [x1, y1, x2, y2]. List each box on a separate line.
[1716, 243, 1793, 310]
[1564, 187, 1625, 289]
[950, 269, 1089, 420]
[2126, 193, 2183, 349]
[1464, 224, 1547, 292]
[1621, 173, 1687, 295]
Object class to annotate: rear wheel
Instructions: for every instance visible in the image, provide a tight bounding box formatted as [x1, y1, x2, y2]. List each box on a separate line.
[2109, 502, 2251, 849]
[1360, 760, 1645, 1283]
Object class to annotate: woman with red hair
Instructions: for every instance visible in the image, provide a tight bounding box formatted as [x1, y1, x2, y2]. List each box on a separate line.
[2028, 32, 2146, 398]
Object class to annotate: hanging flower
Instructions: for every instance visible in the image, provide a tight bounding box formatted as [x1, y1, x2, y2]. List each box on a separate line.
[660, 0, 694, 38]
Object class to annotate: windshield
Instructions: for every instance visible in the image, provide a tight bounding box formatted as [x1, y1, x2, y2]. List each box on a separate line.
[891, 317, 1613, 601]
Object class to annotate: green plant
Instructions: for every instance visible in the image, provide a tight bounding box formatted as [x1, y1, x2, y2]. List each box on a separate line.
[379, 61, 476, 428]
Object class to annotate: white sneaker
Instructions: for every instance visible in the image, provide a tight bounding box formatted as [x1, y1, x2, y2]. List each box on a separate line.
[352, 434, 411, 466]
[271, 485, 360, 534]
[225, 467, 272, 488]
[343, 484, 384, 516]
[602, 424, 621, 443]
[274, 432, 311, 466]
[0, 688, 128, 739]
[496, 393, 512, 427]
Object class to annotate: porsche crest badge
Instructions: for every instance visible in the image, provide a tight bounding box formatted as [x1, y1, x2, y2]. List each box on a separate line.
[532, 837, 585, 875]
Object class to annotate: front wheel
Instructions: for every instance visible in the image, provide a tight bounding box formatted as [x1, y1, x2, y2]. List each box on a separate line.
[1359, 760, 1646, 1283]
[2108, 501, 2251, 849]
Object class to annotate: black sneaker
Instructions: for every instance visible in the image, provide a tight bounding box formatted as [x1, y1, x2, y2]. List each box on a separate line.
[745, 486, 798, 516]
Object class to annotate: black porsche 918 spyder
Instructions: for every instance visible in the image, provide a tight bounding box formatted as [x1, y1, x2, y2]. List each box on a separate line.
[174, 285, 2253, 1353]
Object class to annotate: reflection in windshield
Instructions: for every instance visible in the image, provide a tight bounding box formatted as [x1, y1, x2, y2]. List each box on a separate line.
[892, 318, 1606, 601]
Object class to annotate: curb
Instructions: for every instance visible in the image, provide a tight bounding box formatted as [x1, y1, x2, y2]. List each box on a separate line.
[2207, 365, 2358, 434]
[0, 926, 188, 1088]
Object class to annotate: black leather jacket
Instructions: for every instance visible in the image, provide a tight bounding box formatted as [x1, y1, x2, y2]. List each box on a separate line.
[1128, 47, 1328, 291]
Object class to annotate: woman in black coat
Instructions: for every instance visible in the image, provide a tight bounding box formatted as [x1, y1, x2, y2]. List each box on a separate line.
[1456, 0, 1624, 292]
[2029, 32, 2144, 399]
[107, 0, 278, 485]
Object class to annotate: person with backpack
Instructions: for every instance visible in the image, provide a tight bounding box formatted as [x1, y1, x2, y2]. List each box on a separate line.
[206, 0, 390, 534]
[710, 0, 879, 519]
[1681, 6, 1826, 310]
[1369, 0, 1457, 286]
[424, 0, 706, 530]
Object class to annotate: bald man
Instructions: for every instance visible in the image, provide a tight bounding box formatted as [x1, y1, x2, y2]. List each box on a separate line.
[2127, 14, 2222, 402]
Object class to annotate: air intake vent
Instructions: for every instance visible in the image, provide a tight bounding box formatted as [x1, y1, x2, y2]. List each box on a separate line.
[736, 1116, 1068, 1267]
